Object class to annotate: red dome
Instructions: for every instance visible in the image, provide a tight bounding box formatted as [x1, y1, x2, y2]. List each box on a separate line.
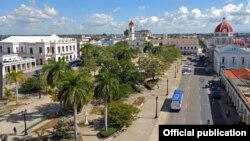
[214, 17, 233, 33]
[129, 20, 134, 26]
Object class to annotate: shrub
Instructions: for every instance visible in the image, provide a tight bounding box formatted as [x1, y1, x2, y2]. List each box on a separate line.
[108, 102, 140, 128]
[19, 77, 40, 92]
[99, 127, 118, 138]
[113, 83, 134, 100]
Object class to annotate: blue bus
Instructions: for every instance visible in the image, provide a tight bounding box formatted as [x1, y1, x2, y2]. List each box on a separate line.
[170, 89, 184, 111]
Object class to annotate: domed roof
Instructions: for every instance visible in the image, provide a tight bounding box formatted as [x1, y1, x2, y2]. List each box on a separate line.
[129, 20, 134, 26]
[214, 17, 233, 33]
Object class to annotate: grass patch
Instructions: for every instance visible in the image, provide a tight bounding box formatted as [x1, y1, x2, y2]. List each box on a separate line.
[99, 127, 119, 138]
[33, 118, 59, 132]
[133, 97, 145, 106]
[22, 116, 48, 133]
[144, 79, 159, 90]
[0, 110, 12, 117]
[90, 106, 103, 115]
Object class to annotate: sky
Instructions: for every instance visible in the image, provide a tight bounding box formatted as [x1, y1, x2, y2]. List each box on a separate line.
[0, 0, 250, 34]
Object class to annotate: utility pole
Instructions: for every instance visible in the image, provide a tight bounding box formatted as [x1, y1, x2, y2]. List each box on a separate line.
[0, 62, 3, 98]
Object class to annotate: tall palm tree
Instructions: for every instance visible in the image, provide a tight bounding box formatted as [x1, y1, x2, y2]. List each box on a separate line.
[5, 71, 26, 105]
[42, 59, 70, 88]
[95, 69, 119, 131]
[59, 72, 91, 141]
[42, 59, 70, 110]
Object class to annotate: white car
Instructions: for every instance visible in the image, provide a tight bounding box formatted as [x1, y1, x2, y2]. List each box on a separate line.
[183, 71, 192, 75]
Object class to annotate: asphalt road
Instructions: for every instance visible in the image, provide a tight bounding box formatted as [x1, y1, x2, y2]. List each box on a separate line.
[167, 59, 227, 125]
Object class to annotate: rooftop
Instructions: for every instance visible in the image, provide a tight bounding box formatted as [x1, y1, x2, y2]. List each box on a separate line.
[224, 68, 250, 104]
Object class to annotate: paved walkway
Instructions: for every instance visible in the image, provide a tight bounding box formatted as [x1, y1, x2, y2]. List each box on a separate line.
[0, 94, 59, 140]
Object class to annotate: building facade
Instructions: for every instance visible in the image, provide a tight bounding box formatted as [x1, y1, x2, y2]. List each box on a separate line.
[220, 68, 250, 125]
[0, 33, 78, 65]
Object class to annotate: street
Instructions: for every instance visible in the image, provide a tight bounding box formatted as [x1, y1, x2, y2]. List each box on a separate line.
[167, 59, 227, 125]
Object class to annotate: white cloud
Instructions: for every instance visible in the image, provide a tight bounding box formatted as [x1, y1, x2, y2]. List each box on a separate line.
[85, 13, 113, 26]
[112, 7, 120, 13]
[53, 17, 73, 27]
[178, 6, 189, 14]
[138, 5, 146, 10]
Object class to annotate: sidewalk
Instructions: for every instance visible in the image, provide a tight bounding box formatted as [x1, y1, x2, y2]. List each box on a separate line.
[81, 60, 182, 141]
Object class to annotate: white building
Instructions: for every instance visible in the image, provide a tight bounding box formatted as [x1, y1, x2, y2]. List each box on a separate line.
[220, 68, 250, 125]
[0, 33, 78, 65]
[0, 53, 36, 76]
[164, 36, 200, 55]
[212, 18, 250, 74]
[214, 46, 250, 74]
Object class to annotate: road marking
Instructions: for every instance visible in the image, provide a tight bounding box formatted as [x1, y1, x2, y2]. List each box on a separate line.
[183, 118, 186, 124]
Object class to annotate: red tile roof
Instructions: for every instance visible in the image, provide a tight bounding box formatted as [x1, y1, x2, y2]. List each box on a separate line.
[224, 68, 250, 79]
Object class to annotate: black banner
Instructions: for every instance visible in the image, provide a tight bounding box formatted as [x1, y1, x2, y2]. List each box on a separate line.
[159, 125, 250, 140]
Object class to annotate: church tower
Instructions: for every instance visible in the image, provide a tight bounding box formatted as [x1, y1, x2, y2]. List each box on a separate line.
[129, 20, 135, 40]
[213, 17, 234, 46]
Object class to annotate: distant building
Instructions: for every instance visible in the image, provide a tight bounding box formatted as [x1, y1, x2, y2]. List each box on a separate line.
[164, 36, 200, 55]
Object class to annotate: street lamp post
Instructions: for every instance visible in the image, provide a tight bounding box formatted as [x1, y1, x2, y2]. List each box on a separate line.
[155, 96, 158, 118]
[22, 109, 28, 135]
[175, 66, 177, 78]
[177, 62, 179, 73]
[166, 79, 169, 95]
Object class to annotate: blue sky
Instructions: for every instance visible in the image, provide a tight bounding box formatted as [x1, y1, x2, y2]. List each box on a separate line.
[0, 0, 249, 34]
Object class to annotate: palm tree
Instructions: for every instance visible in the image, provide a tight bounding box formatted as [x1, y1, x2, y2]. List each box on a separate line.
[95, 69, 119, 131]
[5, 71, 26, 105]
[42, 59, 70, 88]
[42, 59, 70, 110]
[59, 72, 91, 141]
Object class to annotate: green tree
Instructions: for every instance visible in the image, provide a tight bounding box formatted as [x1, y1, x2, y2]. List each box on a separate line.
[95, 69, 119, 131]
[54, 117, 70, 139]
[138, 57, 164, 80]
[123, 29, 129, 37]
[19, 77, 40, 92]
[108, 102, 140, 128]
[42, 59, 70, 88]
[59, 72, 91, 141]
[143, 41, 154, 53]
[80, 44, 97, 73]
[42, 59, 70, 111]
[5, 71, 26, 105]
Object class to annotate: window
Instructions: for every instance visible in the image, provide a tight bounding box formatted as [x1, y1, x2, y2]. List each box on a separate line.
[39, 47, 42, 53]
[70, 46, 72, 51]
[47, 47, 50, 53]
[20, 46, 23, 53]
[242, 57, 245, 65]
[62, 46, 65, 52]
[191, 47, 193, 50]
[30, 48, 33, 54]
[180, 47, 182, 50]
[7, 47, 10, 54]
[222, 57, 225, 64]
[188, 47, 190, 49]
[51, 47, 54, 54]
[66, 46, 68, 51]
[184, 47, 186, 49]
[232, 57, 235, 64]
[16, 47, 19, 53]
[0, 46, 2, 52]
[73, 45, 75, 51]
[58, 46, 60, 53]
